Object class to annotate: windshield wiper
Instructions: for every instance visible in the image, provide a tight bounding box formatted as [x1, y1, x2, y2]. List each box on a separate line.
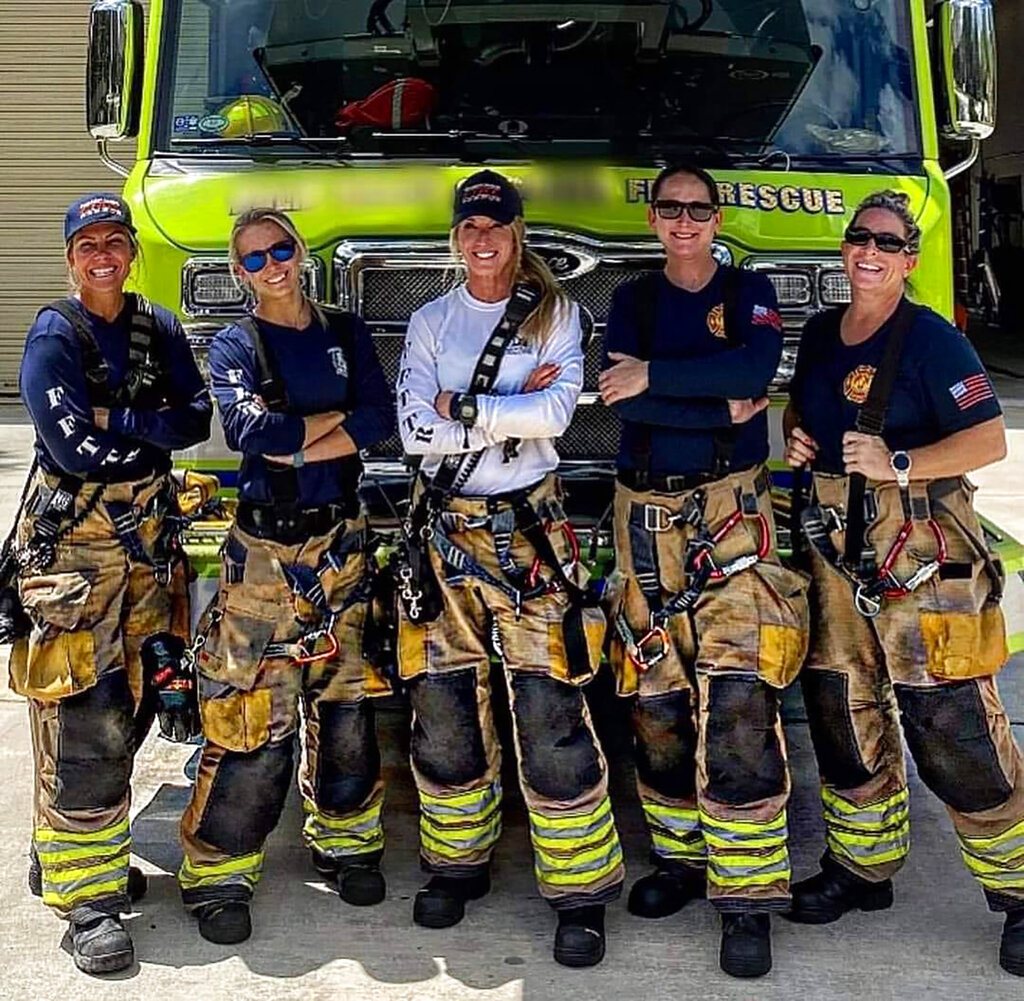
[168, 133, 353, 158]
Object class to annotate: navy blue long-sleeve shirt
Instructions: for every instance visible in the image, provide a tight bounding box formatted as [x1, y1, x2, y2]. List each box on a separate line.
[20, 298, 212, 481]
[602, 268, 783, 476]
[209, 311, 394, 505]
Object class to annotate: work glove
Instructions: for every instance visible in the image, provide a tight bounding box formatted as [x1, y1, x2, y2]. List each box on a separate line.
[141, 633, 201, 742]
[0, 586, 30, 645]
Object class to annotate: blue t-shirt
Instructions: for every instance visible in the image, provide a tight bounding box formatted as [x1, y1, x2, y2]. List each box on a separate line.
[209, 311, 394, 505]
[20, 298, 212, 482]
[603, 268, 783, 476]
[789, 304, 1002, 474]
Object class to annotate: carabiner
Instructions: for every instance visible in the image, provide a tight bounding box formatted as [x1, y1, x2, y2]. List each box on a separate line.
[627, 622, 671, 672]
[293, 621, 340, 665]
[527, 521, 582, 591]
[692, 510, 770, 580]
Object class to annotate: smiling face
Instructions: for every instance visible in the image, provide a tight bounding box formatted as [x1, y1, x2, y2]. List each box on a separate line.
[647, 172, 722, 264]
[233, 218, 303, 303]
[68, 222, 134, 295]
[455, 216, 517, 285]
[842, 206, 918, 296]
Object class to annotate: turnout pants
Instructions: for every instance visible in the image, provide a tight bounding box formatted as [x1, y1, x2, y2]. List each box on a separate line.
[610, 467, 810, 912]
[803, 474, 1024, 910]
[179, 518, 388, 908]
[397, 476, 623, 909]
[10, 470, 188, 920]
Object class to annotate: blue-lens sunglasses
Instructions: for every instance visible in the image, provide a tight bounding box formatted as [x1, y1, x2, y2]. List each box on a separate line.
[240, 239, 297, 274]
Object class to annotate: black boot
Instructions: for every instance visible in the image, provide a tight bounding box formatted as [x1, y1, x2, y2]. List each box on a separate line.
[627, 866, 705, 919]
[1000, 907, 1024, 976]
[196, 900, 252, 945]
[413, 872, 491, 929]
[70, 914, 134, 975]
[720, 912, 772, 978]
[786, 854, 893, 925]
[30, 849, 148, 903]
[311, 851, 386, 907]
[554, 905, 606, 968]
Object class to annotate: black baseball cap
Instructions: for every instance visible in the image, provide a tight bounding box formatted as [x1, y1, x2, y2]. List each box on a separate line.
[452, 170, 523, 227]
[64, 193, 136, 245]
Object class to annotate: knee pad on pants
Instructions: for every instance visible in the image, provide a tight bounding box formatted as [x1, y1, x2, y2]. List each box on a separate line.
[56, 670, 135, 811]
[705, 675, 785, 806]
[196, 738, 294, 855]
[633, 690, 697, 800]
[895, 681, 1012, 813]
[511, 673, 601, 802]
[410, 669, 487, 787]
[800, 670, 875, 790]
[314, 701, 380, 813]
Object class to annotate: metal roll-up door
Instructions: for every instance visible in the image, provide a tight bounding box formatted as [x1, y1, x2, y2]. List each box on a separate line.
[0, 1, 142, 396]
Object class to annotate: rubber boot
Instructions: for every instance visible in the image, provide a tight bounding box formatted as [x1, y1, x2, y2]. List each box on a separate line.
[627, 866, 705, 919]
[70, 914, 134, 975]
[311, 850, 386, 906]
[196, 900, 252, 945]
[554, 904, 606, 968]
[786, 853, 893, 925]
[30, 848, 148, 903]
[1000, 907, 1024, 977]
[720, 912, 772, 978]
[413, 871, 491, 929]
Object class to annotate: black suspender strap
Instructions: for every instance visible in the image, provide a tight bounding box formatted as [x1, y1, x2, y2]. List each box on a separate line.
[238, 315, 289, 412]
[710, 266, 743, 479]
[428, 282, 542, 498]
[843, 297, 918, 567]
[41, 299, 112, 399]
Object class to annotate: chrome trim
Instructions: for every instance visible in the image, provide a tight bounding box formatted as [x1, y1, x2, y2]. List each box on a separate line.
[937, 0, 997, 141]
[96, 138, 130, 178]
[87, 0, 142, 142]
[944, 137, 981, 181]
[742, 255, 847, 313]
[181, 256, 325, 318]
[333, 231, 730, 316]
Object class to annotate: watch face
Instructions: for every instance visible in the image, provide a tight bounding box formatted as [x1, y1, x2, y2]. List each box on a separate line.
[892, 452, 911, 472]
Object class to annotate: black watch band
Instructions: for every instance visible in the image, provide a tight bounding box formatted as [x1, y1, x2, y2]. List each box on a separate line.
[452, 392, 478, 429]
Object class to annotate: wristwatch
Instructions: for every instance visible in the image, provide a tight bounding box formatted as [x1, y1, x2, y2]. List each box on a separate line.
[889, 450, 912, 488]
[451, 392, 479, 429]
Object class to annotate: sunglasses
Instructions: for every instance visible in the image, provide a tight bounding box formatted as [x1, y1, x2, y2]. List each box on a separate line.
[843, 226, 912, 255]
[239, 239, 297, 274]
[651, 200, 717, 223]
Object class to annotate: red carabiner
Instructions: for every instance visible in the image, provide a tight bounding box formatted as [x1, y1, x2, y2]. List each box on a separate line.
[627, 623, 671, 672]
[880, 518, 948, 599]
[293, 628, 340, 665]
[528, 521, 581, 590]
[692, 509, 770, 579]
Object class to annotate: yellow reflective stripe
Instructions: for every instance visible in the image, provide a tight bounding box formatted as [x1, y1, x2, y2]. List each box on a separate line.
[528, 799, 612, 833]
[821, 786, 908, 818]
[532, 829, 619, 870]
[419, 784, 501, 813]
[36, 841, 127, 865]
[34, 817, 130, 844]
[312, 831, 386, 852]
[420, 798, 501, 831]
[421, 815, 501, 849]
[421, 827, 500, 861]
[303, 797, 382, 832]
[42, 877, 127, 908]
[42, 852, 129, 888]
[651, 832, 706, 859]
[707, 846, 788, 871]
[535, 845, 623, 887]
[959, 816, 1024, 851]
[531, 815, 615, 852]
[827, 836, 909, 868]
[827, 824, 910, 849]
[178, 851, 264, 889]
[703, 830, 786, 851]
[706, 868, 790, 889]
[959, 852, 1024, 877]
[643, 803, 700, 826]
[824, 809, 910, 834]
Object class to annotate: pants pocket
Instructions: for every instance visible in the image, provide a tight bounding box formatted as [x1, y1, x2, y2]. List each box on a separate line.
[200, 686, 274, 753]
[11, 568, 122, 700]
[547, 602, 605, 686]
[918, 605, 1007, 679]
[752, 562, 810, 689]
[198, 591, 279, 692]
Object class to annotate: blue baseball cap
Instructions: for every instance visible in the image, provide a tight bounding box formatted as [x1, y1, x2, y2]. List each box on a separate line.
[452, 170, 523, 227]
[64, 193, 136, 245]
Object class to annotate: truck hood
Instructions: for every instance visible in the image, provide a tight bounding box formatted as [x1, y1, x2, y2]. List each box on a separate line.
[133, 159, 939, 254]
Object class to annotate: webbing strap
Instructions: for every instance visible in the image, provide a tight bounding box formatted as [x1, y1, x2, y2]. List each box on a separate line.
[628, 504, 662, 610]
[844, 298, 919, 566]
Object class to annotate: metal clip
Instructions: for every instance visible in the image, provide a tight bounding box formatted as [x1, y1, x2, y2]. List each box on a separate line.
[854, 583, 882, 618]
[643, 504, 675, 533]
[902, 560, 940, 593]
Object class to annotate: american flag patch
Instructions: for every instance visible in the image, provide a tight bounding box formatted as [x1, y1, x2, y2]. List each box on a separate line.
[752, 305, 783, 332]
[949, 372, 994, 410]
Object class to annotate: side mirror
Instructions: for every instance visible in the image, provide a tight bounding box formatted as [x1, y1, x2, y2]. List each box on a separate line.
[87, 0, 143, 141]
[937, 0, 996, 141]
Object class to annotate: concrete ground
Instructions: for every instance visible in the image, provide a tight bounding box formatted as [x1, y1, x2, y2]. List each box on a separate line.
[1, 390, 1023, 1001]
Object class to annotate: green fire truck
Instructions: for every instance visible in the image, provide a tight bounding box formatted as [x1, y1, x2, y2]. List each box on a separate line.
[84, 0, 1023, 650]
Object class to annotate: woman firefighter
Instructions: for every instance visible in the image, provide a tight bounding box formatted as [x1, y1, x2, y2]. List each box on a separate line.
[395, 170, 622, 967]
[12, 193, 211, 973]
[177, 208, 394, 944]
[785, 189, 1024, 976]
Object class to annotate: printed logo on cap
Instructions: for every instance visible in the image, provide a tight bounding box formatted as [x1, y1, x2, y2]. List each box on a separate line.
[78, 196, 124, 220]
[462, 183, 503, 205]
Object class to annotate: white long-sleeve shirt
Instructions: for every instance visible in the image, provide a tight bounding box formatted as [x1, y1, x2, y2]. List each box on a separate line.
[397, 283, 584, 496]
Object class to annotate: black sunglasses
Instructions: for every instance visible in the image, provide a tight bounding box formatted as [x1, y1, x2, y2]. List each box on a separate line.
[652, 200, 717, 223]
[240, 239, 297, 274]
[843, 226, 912, 255]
